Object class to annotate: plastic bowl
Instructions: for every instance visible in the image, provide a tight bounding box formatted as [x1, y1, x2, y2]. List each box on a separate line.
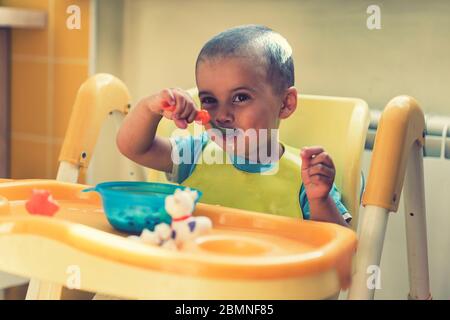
[83, 181, 202, 234]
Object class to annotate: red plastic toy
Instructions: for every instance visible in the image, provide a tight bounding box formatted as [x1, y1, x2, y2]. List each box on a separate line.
[195, 109, 211, 125]
[25, 189, 60, 216]
[162, 103, 210, 125]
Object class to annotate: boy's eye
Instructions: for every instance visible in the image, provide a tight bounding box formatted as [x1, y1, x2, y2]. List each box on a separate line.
[200, 97, 217, 107]
[232, 93, 250, 103]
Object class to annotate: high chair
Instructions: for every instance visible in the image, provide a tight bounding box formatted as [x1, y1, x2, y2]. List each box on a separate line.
[0, 74, 431, 300]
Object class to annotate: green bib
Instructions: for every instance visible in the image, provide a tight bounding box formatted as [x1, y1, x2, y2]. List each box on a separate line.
[182, 141, 303, 219]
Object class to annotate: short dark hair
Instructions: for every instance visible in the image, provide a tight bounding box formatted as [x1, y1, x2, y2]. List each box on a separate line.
[196, 24, 295, 94]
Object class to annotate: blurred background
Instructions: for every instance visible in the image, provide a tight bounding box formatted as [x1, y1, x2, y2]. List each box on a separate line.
[0, 0, 449, 299]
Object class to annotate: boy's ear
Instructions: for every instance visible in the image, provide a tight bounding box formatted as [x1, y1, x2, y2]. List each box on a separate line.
[279, 87, 298, 119]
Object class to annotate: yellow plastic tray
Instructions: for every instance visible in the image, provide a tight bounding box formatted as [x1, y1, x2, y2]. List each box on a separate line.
[0, 180, 356, 299]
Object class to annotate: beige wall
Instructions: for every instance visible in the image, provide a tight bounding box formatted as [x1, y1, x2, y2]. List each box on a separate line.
[98, 0, 450, 115]
[95, 0, 123, 77]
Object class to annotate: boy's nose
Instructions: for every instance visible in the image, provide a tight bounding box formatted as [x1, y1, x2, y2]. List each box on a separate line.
[215, 106, 234, 127]
[215, 116, 233, 127]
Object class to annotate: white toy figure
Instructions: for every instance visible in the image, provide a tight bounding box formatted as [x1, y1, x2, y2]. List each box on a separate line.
[128, 223, 177, 250]
[164, 188, 212, 248]
[128, 188, 212, 250]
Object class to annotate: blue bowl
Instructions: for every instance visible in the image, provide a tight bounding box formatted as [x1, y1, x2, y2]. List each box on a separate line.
[83, 181, 202, 234]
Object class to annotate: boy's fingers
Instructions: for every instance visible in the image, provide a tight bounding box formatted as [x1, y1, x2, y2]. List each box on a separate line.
[301, 146, 325, 159]
[179, 102, 195, 119]
[300, 146, 324, 169]
[308, 163, 335, 178]
[161, 110, 173, 119]
[173, 118, 188, 129]
[309, 174, 333, 184]
[160, 89, 176, 107]
[172, 95, 186, 118]
[310, 152, 334, 168]
[158, 88, 201, 128]
[187, 110, 197, 123]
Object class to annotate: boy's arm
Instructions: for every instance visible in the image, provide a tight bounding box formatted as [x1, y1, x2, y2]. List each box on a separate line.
[300, 146, 349, 227]
[308, 195, 348, 227]
[116, 89, 198, 173]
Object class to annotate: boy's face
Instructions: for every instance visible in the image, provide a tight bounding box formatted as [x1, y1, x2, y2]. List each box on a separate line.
[196, 56, 287, 159]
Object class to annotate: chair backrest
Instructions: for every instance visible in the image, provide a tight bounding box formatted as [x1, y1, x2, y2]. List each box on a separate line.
[279, 94, 369, 229]
[151, 88, 370, 230]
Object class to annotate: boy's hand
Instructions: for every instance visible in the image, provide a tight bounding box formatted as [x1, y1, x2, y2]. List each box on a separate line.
[300, 146, 335, 201]
[149, 88, 199, 129]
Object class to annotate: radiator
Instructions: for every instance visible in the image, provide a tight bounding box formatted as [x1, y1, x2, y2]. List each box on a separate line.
[366, 110, 450, 159]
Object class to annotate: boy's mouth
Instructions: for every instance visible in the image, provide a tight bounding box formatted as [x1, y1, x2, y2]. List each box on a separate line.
[209, 121, 239, 137]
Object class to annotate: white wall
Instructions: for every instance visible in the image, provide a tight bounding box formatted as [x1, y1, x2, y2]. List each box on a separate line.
[117, 0, 450, 115]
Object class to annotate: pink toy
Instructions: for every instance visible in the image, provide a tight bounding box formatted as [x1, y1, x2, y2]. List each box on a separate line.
[25, 189, 60, 216]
